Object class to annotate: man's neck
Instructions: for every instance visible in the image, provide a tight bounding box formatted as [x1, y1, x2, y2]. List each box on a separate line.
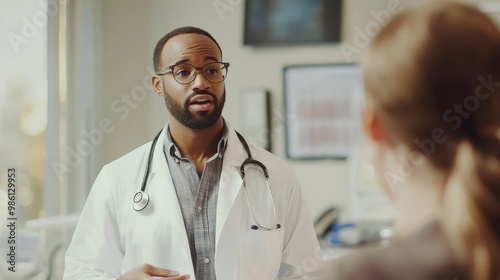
[168, 117, 224, 162]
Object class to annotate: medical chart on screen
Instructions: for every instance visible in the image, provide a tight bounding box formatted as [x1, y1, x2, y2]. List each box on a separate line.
[284, 64, 363, 159]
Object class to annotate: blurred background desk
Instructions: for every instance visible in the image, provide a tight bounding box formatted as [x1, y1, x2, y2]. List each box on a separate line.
[0, 214, 80, 280]
[320, 239, 389, 260]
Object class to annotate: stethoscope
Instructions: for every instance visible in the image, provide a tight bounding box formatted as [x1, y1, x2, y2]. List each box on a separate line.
[133, 129, 281, 231]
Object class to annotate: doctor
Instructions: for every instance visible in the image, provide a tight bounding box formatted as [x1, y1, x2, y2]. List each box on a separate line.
[64, 26, 320, 280]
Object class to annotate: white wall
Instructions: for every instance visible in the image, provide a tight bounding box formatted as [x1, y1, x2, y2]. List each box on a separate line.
[90, 0, 481, 219]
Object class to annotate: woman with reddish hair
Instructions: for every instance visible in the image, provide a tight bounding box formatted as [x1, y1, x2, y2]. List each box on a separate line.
[315, 2, 500, 279]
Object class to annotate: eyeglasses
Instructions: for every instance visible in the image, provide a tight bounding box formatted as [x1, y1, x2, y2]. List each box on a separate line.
[156, 62, 230, 84]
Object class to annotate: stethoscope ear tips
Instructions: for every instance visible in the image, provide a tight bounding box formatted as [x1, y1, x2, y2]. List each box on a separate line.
[250, 224, 282, 230]
[133, 191, 150, 211]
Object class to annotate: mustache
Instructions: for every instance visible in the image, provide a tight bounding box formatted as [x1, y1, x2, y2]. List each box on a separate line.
[186, 90, 217, 102]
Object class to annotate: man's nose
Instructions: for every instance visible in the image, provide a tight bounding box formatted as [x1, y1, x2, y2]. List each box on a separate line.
[191, 70, 210, 90]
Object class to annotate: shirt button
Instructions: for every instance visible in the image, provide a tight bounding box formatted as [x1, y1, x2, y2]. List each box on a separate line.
[204, 257, 210, 264]
[218, 153, 223, 158]
[198, 205, 203, 212]
[174, 158, 179, 164]
[186, 165, 192, 170]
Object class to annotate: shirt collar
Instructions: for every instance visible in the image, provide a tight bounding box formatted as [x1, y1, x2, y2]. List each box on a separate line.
[163, 121, 229, 161]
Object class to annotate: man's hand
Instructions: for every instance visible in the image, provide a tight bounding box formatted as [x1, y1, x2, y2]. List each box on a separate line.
[118, 263, 190, 279]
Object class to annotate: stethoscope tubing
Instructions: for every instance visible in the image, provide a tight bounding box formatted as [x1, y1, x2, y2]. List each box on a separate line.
[140, 129, 163, 192]
[133, 129, 281, 230]
[133, 129, 162, 211]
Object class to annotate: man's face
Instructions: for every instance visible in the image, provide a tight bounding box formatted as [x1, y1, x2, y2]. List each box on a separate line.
[153, 33, 226, 130]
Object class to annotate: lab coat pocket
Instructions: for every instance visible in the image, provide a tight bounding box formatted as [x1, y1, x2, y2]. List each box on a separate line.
[239, 229, 283, 279]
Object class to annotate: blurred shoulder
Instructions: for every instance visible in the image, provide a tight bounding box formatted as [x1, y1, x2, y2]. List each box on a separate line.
[313, 221, 468, 280]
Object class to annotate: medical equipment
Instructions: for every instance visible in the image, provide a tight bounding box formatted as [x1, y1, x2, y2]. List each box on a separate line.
[133, 129, 281, 231]
[132, 129, 161, 211]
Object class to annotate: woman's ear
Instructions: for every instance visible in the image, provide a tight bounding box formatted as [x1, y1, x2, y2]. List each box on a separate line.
[152, 75, 164, 96]
[361, 106, 387, 143]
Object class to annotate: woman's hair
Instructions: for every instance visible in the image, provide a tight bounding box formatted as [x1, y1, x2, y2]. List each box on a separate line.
[363, 2, 500, 279]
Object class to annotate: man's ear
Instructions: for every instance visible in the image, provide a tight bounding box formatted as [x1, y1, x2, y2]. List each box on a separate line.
[152, 75, 164, 96]
[361, 106, 387, 143]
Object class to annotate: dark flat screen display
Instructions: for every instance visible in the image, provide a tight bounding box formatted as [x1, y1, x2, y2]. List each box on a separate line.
[244, 0, 342, 46]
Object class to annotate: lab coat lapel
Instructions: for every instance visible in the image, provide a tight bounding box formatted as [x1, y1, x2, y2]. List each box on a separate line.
[148, 129, 193, 266]
[216, 129, 246, 244]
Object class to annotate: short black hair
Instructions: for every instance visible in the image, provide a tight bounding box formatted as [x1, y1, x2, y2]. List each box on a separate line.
[153, 26, 223, 73]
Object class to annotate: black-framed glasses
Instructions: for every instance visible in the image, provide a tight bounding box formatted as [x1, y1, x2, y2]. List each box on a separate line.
[156, 62, 230, 84]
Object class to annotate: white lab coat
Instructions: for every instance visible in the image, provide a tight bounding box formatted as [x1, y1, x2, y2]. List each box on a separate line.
[64, 126, 321, 280]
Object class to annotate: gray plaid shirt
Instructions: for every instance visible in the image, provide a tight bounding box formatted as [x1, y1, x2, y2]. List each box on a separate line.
[163, 124, 228, 280]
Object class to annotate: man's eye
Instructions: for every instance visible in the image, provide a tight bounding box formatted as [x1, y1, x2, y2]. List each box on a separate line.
[176, 70, 191, 77]
[205, 68, 219, 75]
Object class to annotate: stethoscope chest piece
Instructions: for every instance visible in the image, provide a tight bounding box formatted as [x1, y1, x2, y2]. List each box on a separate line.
[133, 191, 150, 211]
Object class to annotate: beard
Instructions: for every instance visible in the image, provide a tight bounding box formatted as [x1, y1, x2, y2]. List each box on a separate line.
[163, 88, 226, 130]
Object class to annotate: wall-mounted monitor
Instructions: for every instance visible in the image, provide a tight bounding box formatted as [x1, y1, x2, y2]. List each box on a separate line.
[244, 0, 342, 46]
